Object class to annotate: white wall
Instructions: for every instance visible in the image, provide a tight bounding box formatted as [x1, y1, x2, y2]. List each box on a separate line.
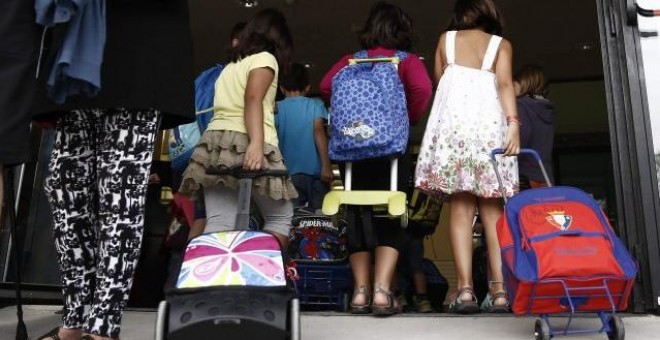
[638, 0, 660, 153]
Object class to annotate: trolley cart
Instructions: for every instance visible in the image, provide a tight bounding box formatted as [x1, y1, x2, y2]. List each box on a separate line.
[322, 158, 408, 250]
[288, 209, 352, 311]
[155, 167, 300, 340]
[491, 148, 636, 340]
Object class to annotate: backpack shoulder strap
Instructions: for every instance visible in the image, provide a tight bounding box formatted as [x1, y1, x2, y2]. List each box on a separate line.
[481, 35, 503, 71]
[446, 31, 457, 65]
[393, 51, 409, 71]
[394, 50, 409, 61]
[354, 50, 369, 59]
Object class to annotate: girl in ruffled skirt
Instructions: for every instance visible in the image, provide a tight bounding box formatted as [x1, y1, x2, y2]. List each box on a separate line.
[179, 9, 297, 246]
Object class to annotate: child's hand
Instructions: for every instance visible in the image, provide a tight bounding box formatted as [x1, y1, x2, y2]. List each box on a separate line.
[503, 122, 520, 156]
[321, 164, 334, 183]
[243, 142, 264, 170]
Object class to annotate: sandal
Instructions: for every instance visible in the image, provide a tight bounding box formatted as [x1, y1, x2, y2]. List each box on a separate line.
[481, 282, 510, 313]
[371, 284, 400, 317]
[38, 327, 86, 340]
[448, 286, 480, 314]
[349, 285, 372, 314]
[37, 327, 61, 340]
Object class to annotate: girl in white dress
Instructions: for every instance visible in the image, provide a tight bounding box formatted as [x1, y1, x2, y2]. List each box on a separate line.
[415, 0, 520, 313]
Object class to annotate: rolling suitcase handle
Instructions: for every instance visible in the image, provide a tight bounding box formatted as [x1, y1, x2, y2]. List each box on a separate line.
[343, 158, 398, 191]
[206, 166, 289, 229]
[343, 158, 399, 249]
[490, 148, 552, 204]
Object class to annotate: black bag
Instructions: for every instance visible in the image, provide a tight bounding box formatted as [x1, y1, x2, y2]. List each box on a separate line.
[407, 189, 442, 236]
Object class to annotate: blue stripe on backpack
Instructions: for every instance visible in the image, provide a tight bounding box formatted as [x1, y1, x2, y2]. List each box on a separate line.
[329, 50, 409, 161]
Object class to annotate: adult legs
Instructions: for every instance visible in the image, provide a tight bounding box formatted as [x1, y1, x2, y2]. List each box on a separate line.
[44, 110, 100, 340]
[84, 109, 161, 339]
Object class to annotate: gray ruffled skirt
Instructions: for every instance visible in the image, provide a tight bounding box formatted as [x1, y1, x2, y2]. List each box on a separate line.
[179, 130, 298, 200]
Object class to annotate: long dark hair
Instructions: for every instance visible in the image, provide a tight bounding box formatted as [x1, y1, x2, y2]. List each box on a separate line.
[358, 1, 416, 51]
[448, 0, 504, 35]
[229, 9, 293, 73]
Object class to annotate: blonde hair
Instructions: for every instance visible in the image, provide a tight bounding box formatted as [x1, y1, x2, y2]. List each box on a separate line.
[515, 64, 548, 97]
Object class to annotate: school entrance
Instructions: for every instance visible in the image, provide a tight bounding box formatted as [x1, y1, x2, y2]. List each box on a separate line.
[1, 0, 659, 317]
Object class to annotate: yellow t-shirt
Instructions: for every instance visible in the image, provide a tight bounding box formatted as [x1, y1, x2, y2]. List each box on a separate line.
[208, 52, 279, 146]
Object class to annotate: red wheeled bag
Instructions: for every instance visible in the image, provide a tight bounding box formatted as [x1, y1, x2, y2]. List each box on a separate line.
[491, 149, 637, 340]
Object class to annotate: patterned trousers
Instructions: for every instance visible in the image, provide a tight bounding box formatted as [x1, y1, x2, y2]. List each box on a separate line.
[44, 108, 161, 338]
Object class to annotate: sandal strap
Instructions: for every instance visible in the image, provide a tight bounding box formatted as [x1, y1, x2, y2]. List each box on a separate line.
[373, 284, 393, 302]
[488, 281, 506, 288]
[351, 285, 372, 308]
[373, 284, 398, 311]
[455, 286, 478, 303]
[38, 327, 61, 340]
[489, 290, 510, 307]
[491, 290, 507, 298]
[458, 286, 475, 294]
[353, 285, 371, 297]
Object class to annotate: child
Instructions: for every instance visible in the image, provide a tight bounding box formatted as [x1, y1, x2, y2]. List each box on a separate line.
[395, 231, 433, 313]
[514, 64, 555, 190]
[276, 63, 333, 211]
[320, 1, 432, 316]
[179, 9, 297, 247]
[415, 0, 520, 314]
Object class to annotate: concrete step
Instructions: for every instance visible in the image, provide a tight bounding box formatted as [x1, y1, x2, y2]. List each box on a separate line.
[1, 305, 658, 340]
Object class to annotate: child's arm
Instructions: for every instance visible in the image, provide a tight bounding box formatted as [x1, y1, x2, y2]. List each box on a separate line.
[401, 56, 432, 125]
[434, 33, 447, 84]
[313, 118, 333, 183]
[494, 39, 520, 156]
[243, 67, 275, 170]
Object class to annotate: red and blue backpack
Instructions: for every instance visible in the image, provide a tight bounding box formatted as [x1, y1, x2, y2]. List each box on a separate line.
[498, 186, 637, 314]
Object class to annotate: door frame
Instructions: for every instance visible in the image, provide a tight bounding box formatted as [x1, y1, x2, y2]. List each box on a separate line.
[597, 0, 660, 313]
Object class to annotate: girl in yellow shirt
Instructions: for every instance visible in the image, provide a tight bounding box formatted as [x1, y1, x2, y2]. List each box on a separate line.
[180, 9, 296, 247]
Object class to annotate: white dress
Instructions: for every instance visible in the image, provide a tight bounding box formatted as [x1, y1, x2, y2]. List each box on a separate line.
[415, 31, 518, 199]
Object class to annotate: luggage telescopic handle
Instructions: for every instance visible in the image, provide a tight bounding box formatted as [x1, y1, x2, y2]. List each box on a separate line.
[206, 166, 289, 179]
[205, 166, 288, 230]
[490, 148, 553, 204]
[348, 57, 401, 65]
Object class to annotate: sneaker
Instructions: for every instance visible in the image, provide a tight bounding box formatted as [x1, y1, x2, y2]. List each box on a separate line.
[413, 295, 433, 313]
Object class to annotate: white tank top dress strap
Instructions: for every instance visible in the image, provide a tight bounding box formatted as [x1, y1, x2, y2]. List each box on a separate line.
[445, 31, 457, 65]
[481, 35, 503, 71]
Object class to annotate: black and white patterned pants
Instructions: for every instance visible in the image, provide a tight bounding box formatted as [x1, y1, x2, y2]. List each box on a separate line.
[44, 108, 161, 338]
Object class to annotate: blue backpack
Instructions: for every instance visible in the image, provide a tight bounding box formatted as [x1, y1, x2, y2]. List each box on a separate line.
[169, 64, 224, 173]
[329, 50, 409, 161]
